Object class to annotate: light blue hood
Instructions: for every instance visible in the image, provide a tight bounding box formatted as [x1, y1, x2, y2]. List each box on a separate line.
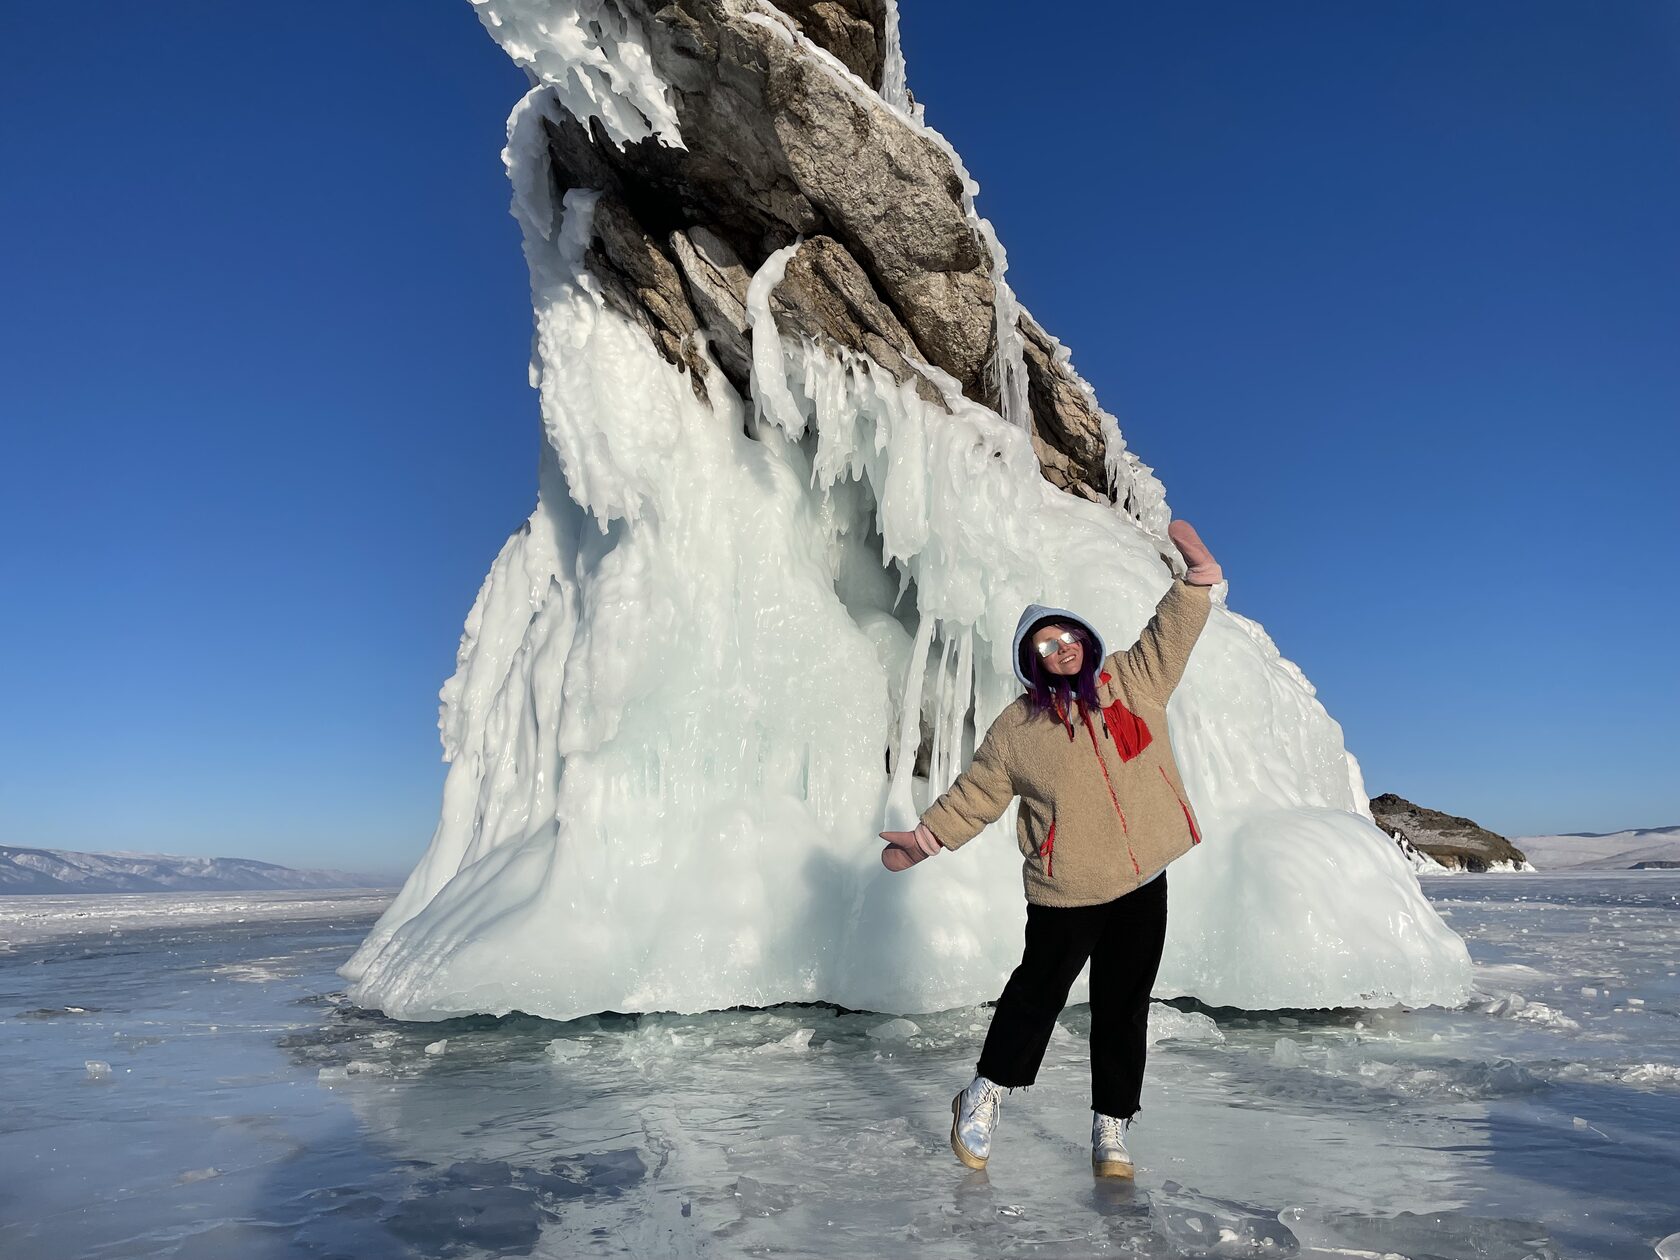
[1010, 603, 1107, 688]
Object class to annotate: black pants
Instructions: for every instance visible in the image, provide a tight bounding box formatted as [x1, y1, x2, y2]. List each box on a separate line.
[976, 870, 1168, 1119]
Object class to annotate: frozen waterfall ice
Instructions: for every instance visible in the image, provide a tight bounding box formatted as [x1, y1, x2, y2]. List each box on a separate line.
[340, 1, 1473, 1021]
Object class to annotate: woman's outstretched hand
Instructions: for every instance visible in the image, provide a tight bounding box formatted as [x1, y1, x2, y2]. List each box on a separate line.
[1169, 519, 1223, 586]
[879, 823, 943, 872]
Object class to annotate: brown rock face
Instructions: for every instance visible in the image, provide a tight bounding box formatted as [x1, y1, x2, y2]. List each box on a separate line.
[773, 0, 888, 86]
[1370, 793, 1530, 871]
[531, 0, 1135, 508]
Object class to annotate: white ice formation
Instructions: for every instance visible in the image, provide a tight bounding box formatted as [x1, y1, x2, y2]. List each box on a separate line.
[341, 0, 1473, 1021]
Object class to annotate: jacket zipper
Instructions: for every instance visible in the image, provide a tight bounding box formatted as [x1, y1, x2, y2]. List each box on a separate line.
[1082, 710, 1140, 877]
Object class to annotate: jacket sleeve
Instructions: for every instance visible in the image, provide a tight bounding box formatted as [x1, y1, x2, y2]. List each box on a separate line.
[918, 715, 1017, 852]
[1107, 577, 1213, 705]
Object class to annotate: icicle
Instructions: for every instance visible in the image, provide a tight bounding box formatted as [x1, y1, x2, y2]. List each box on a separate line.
[745, 242, 807, 437]
[939, 626, 974, 793]
[879, 0, 913, 116]
[926, 627, 955, 790]
[471, 0, 686, 150]
[884, 615, 934, 830]
[975, 218, 1031, 429]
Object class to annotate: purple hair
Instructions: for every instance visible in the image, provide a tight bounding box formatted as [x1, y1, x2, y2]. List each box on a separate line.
[1021, 618, 1102, 736]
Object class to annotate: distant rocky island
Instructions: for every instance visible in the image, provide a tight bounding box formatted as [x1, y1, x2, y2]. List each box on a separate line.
[0, 845, 393, 895]
[1370, 793, 1532, 871]
[1371, 794, 1680, 873]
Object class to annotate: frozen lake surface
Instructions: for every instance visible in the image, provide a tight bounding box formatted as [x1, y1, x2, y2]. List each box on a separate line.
[2, 874, 1676, 1259]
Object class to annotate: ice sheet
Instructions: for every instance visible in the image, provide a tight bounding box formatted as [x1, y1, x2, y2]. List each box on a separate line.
[3, 876, 1675, 1258]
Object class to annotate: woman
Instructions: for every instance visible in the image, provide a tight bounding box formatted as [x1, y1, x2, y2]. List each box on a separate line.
[878, 519, 1221, 1179]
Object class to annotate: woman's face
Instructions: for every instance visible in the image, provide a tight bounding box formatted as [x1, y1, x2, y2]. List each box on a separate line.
[1032, 624, 1084, 677]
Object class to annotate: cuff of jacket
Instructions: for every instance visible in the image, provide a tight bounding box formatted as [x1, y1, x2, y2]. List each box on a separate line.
[918, 815, 966, 852]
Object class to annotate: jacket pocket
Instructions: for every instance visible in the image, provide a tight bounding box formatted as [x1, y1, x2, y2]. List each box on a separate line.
[1102, 698, 1153, 762]
[1034, 818, 1057, 878]
[1158, 765, 1201, 844]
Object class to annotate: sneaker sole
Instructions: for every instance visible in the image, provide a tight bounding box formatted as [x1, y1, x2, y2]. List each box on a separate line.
[1092, 1155, 1135, 1179]
[950, 1094, 988, 1170]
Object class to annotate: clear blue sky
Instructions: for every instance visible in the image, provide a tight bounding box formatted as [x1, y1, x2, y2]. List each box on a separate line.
[2, 3, 1675, 875]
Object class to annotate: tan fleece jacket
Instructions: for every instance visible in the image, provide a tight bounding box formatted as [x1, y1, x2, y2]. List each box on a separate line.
[919, 578, 1213, 908]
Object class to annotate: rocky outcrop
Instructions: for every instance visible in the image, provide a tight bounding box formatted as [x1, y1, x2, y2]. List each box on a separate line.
[534, 0, 1133, 507]
[1370, 793, 1530, 871]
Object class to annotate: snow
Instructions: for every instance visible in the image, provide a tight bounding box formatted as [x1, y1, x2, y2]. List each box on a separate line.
[0, 889, 392, 949]
[338, 8, 1473, 1023]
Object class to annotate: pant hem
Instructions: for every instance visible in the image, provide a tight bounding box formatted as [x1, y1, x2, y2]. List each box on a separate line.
[975, 1066, 1036, 1092]
[1092, 1101, 1141, 1120]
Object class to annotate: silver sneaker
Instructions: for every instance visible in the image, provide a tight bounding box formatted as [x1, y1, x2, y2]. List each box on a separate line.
[950, 1076, 1005, 1169]
[1091, 1111, 1135, 1178]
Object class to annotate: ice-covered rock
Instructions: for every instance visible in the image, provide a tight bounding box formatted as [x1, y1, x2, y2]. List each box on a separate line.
[340, 0, 1473, 1022]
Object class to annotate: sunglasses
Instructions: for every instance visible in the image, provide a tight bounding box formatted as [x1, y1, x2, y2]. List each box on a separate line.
[1033, 631, 1080, 659]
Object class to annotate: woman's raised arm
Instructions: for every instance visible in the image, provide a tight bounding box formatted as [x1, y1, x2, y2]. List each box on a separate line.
[1107, 520, 1221, 705]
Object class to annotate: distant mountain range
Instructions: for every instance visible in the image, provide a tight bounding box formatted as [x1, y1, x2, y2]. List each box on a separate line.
[1509, 826, 1680, 872]
[0, 845, 395, 895]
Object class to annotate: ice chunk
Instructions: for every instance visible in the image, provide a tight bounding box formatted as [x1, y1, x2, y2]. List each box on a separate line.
[733, 1175, 797, 1218]
[1151, 1181, 1300, 1257]
[545, 1038, 590, 1063]
[750, 1028, 814, 1054]
[867, 1018, 920, 1040]
[1617, 1063, 1680, 1086]
[317, 1060, 390, 1084]
[1149, 1004, 1226, 1045]
[1513, 1002, 1580, 1031]
[83, 1060, 111, 1081]
[424, 1039, 448, 1056]
[1281, 1205, 1559, 1260]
